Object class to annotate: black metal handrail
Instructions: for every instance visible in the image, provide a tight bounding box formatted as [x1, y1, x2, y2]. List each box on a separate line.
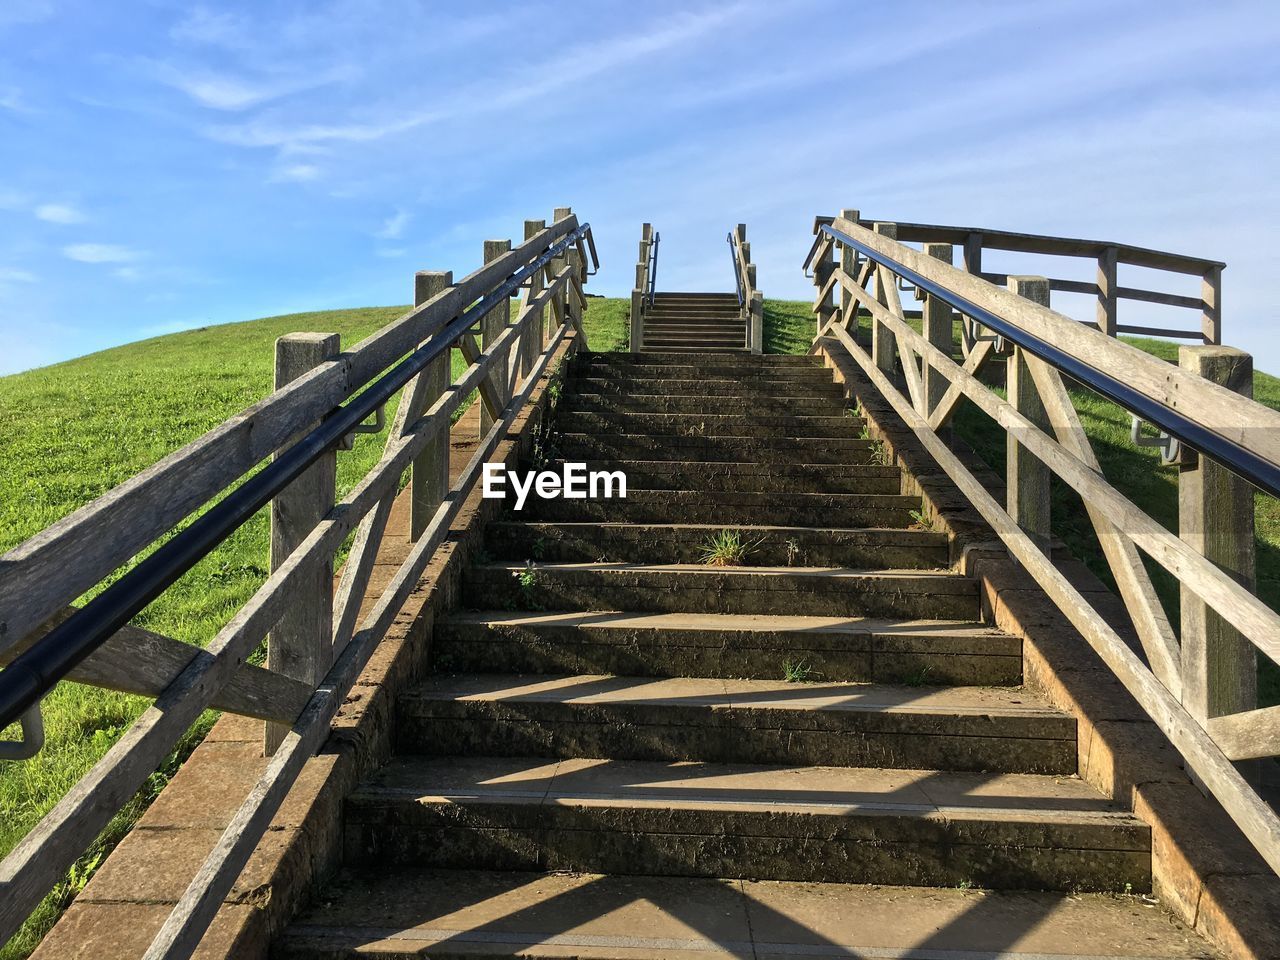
[728, 231, 745, 307]
[644, 232, 660, 309]
[0, 224, 592, 731]
[820, 222, 1280, 500]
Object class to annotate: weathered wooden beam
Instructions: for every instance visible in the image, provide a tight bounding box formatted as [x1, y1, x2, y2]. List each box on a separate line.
[922, 242, 953, 419]
[0, 608, 311, 724]
[871, 222, 899, 379]
[1201, 265, 1223, 344]
[265, 333, 338, 755]
[1096, 245, 1118, 337]
[1023, 355, 1182, 696]
[409, 272, 452, 542]
[1005, 277, 1052, 552]
[478, 239, 512, 436]
[1208, 704, 1280, 760]
[1180, 346, 1256, 726]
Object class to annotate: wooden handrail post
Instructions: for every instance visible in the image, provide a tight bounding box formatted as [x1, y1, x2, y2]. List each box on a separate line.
[1201, 265, 1223, 344]
[552, 208, 573, 343]
[871, 222, 897, 378]
[631, 223, 651, 351]
[838, 209, 860, 334]
[1179, 346, 1256, 728]
[410, 271, 452, 543]
[1096, 245, 1118, 337]
[480, 239, 512, 436]
[523, 219, 547, 363]
[1006, 276, 1052, 552]
[813, 223, 835, 342]
[265, 332, 339, 755]
[922, 242, 953, 420]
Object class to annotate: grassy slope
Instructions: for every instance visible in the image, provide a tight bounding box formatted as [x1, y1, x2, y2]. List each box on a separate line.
[763, 301, 1280, 704]
[0, 297, 628, 958]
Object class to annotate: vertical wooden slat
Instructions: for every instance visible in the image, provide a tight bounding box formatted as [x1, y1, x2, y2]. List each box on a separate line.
[1180, 346, 1256, 727]
[813, 224, 835, 341]
[523, 219, 546, 367]
[871, 222, 898, 378]
[1096, 245, 1118, 337]
[838, 208, 860, 337]
[1006, 276, 1052, 552]
[265, 332, 338, 756]
[410, 271, 452, 542]
[922, 242, 954, 419]
[479, 239, 512, 436]
[1201, 265, 1223, 344]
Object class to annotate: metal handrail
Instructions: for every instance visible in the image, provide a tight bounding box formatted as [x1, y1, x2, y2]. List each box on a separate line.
[727, 231, 745, 307]
[0, 224, 593, 732]
[644, 232, 660, 309]
[820, 221, 1280, 499]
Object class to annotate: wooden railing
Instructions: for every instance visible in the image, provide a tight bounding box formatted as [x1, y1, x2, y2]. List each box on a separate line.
[0, 208, 597, 957]
[808, 213, 1225, 344]
[805, 212, 1280, 876]
[629, 223, 657, 351]
[729, 223, 763, 354]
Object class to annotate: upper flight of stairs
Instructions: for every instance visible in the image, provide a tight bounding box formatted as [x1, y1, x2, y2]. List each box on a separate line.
[278, 351, 1214, 959]
[640, 292, 747, 353]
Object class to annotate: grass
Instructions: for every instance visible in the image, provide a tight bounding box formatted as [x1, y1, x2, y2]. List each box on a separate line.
[0, 296, 629, 958]
[698, 529, 761, 566]
[761, 299, 1280, 706]
[782, 657, 820, 683]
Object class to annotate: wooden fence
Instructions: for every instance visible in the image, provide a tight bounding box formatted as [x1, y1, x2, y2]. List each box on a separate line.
[0, 208, 597, 957]
[628, 223, 657, 351]
[729, 223, 764, 354]
[805, 212, 1280, 876]
[808, 214, 1225, 344]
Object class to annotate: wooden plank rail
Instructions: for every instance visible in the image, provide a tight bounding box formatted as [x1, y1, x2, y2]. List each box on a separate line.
[0, 210, 598, 956]
[807, 212, 1280, 876]
[730, 223, 764, 354]
[806, 214, 1224, 343]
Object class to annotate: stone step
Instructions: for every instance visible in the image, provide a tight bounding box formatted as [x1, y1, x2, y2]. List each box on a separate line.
[579, 360, 830, 380]
[541, 460, 897, 494]
[516, 490, 918, 528]
[278, 868, 1210, 960]
[644, 314, 745, 325]
[572, 376, 843, 400]
[576, 353, 814, 368]
[642, 338, 748, 350]
[342, 757, 1151, 892]
[433, 611, 1022, 685]
[563, 391, 841, 416]
[397, 674, 1076, 774]
[637, 350, 752, 358]
[652, 292, 740, 302]
[486, 521, 943, 566]
[462, 563, 979, 620]
[557, 433, 879, 464]
[556, 410, 867, 439]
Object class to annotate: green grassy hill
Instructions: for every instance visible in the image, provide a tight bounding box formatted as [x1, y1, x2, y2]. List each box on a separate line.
[1, 296, 1276, 957]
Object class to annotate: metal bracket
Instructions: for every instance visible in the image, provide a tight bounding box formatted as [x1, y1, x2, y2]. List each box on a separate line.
[339, 402, 386, 451]
[0, 702, 45, 761]
[1130, 415, 1181, 465]
[964, 316, 1010, 355]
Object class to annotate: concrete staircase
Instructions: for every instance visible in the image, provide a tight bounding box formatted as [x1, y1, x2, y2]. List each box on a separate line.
[278, 352, 1214, 959]
[640, 292, 746, 353]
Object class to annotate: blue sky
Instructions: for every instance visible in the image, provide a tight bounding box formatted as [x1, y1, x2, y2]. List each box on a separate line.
[1, 0, 1278, 375]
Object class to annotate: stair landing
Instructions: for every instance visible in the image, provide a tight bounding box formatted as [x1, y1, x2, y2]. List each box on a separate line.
[641, 292, 746, 353]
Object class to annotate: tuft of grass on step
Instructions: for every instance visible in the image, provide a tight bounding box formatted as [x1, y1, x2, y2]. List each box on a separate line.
[783, 657, 821, 683]
[699, 529, 762, 566]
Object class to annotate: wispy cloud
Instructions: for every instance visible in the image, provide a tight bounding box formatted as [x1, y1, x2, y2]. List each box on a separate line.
[375, 209, 410, 240]
[375, 247, 406, 259]
[151, 61, 353, 112]
[169, 7, 248, 48]
[36, 203, 86, 224]
[0, 0, 53, 30]
[206, 4, 750, 151]
[113, 266, 141, 281]
[63, 243, 142, 264]
[272, 162, 321, 182]
[0, 267, 37, 284]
